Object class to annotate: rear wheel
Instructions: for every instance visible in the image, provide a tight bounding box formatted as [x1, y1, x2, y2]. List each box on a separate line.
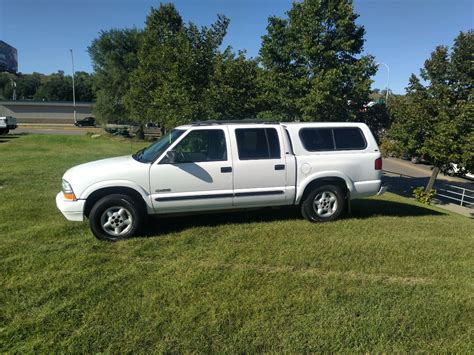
[301, 184, 345, 222]
[89, 194, 144, 241]
[0, 128, 8, 135]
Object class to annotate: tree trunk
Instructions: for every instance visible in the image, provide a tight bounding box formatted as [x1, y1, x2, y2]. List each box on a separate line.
[136, 124, 145, 140]
[425, 166, 440, 192]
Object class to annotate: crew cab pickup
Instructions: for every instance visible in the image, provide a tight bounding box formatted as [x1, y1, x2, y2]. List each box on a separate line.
[57, 121, 385, 241]
[0, 116, 17, 134]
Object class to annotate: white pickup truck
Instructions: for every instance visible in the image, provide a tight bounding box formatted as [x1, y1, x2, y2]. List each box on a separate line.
[57, 121, 386, 241]
[0, 116, 17, 134]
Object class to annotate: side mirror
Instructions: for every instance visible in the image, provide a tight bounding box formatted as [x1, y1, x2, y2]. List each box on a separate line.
[165, 150, 179, 164]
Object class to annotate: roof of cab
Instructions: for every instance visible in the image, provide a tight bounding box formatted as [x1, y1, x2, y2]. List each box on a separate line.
[175, 120, 367, 129]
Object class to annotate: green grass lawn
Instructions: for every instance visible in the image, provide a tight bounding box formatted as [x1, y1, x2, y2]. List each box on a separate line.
[1, 133, 473, 352]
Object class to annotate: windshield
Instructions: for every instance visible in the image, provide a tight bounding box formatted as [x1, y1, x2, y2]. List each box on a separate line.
[133, 129, 185, 163]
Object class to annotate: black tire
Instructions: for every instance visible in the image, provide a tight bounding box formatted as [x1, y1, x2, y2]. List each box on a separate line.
[301, 184, 345, 222]
[0, 128, 8, 135]
[89, 194, 145, 241]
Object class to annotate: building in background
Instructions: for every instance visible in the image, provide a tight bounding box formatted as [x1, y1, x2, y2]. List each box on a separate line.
[0, 41, 18, 74]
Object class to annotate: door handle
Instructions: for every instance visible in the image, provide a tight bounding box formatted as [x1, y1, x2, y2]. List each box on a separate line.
[221, 166, 232, 173]
[275, 164, 285, 170]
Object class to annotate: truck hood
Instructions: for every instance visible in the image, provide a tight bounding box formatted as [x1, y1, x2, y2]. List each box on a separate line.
[63, 155, 150, 198]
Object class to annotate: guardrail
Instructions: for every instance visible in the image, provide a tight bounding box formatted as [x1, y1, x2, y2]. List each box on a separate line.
[382, 170, 474, 208]
[436, 184, 474, 208]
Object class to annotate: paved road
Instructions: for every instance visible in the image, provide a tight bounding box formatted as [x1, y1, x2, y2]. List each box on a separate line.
[10, 125, 101, 136]
[12, 127, 88, 135]
[383, 157, 473, 185]
[383, 157, 473, 217]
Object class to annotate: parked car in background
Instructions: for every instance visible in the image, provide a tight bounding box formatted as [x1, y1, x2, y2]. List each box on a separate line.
[0, 116, 17, 134]
[57, 120, 386, 241]
[448, 163, 474, 180]
[410, 154, 430, 164]
[74, 117, 96, 127]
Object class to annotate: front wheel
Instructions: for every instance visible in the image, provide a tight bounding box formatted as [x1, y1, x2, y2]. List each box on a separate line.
[301, 185, 345, 222]
[89, 194, 144, 241]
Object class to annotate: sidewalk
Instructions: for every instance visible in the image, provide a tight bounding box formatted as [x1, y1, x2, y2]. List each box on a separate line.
[431, 200, 473, 218]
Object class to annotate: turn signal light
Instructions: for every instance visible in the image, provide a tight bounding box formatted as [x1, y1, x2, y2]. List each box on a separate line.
[375, 157, 382, 170]
[63, 193, 76, 200]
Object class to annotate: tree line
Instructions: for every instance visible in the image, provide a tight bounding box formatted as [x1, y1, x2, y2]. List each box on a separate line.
[88, 1, 380, 130]
[0, 71, 95, 102]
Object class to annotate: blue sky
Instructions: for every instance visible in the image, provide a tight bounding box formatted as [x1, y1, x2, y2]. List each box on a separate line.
[0, 0, 472, 94]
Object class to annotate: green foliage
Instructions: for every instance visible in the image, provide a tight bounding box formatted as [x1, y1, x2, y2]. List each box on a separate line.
[379, 137, 401, 158]
[258, 0, 376, 122]
[206, 50, 260, 120]
[125, 3, 231, 129]
[358, 102, 392, 141]
[412, 187, 437, 205]
[33, 70, 72, 101]
[388, 31, 474, 175]
[0, 71, 94, 102]
[88, 28, 142, 123]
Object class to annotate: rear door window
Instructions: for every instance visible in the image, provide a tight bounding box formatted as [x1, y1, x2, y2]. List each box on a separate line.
[235, 128, 281, 160]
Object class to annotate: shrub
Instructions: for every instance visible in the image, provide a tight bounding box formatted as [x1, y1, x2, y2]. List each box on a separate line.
[412, 187, 436, 205]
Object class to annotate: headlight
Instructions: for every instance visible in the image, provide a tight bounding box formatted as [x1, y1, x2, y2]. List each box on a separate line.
[62, 179, 76, 200]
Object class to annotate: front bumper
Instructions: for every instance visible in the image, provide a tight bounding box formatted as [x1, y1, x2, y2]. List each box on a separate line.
[56, 192, 85, 221]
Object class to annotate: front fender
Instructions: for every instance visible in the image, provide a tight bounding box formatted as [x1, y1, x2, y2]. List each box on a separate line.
[79, 180, 153, 209]
[295, 171, 354, 204]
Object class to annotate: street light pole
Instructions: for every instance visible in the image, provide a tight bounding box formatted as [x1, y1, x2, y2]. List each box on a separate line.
[70, 49, 76, 123]
[376, 62, 390, 103]
[11, 77, 16, 100]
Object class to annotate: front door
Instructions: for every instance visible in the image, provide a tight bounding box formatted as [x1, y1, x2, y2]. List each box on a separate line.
[150, 127, 233, 213]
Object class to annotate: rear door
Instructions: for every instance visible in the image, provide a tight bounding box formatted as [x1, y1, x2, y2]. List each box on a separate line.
[229, 125, 290, 207]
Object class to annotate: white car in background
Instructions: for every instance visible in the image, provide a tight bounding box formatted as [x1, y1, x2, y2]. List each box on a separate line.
[449, 164, 474, 180]
[0, 116, 17, 135]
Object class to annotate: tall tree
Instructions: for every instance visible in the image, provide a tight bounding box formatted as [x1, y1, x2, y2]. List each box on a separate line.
[88, 28, 141, 123]
[125, 3, 229, 129]
[389, 30, 474, 191]
[258, 0, 376, 121]
[206, 50, 260, 120]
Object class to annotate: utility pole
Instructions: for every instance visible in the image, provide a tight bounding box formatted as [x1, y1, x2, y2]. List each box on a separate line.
[70, 49, 76, 123]
[376, 62, 390, 103]
[11, 77, 16, 100]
